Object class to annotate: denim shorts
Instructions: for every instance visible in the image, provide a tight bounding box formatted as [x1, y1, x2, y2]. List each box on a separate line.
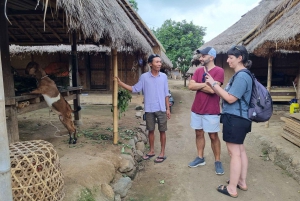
[145, 111, 167, 131]
[221, 113, 252, 144]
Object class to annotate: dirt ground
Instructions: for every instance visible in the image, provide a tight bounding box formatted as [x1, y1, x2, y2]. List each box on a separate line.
[17, 79, 300, 201]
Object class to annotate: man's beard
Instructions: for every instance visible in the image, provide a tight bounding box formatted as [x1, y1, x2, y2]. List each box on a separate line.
[201, 58, 210, 66]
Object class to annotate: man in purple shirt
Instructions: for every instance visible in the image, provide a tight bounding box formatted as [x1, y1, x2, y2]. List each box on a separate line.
[116, 54, 171, 163]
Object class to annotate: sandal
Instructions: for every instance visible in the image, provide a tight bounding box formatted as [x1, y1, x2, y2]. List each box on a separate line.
[226, 180, 248, 191]
[143, 154, 155, 160]
[154, 156, 167, 163]
[217, 185, 238, 198]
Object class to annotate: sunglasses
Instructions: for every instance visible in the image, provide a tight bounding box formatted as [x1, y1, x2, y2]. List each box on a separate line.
[152, 54, 160, 57]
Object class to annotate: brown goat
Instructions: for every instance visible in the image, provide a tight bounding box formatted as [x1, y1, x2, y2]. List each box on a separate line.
[25, 62, 81, 144]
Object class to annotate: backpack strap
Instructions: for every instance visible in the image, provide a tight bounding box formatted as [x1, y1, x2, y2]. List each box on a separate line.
[229, 69, 254, 117]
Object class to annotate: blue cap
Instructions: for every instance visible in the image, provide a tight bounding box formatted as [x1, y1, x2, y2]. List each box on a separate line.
[196, 47, 216, 58]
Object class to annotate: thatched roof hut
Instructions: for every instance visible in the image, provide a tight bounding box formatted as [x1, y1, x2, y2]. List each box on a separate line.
[245, 0, 300, 57]
[7, 0, 152, 53]
[198, 0, 283, 54]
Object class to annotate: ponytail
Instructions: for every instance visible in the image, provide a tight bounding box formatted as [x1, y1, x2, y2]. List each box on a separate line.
[244, 60, 252, 69]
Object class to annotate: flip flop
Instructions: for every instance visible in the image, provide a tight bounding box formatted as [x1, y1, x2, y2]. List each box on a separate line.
[143, 154, 155, 160]
[226, 180, 248, 191]
[217, 185, 238, 198]
[154, 156, 167, 163]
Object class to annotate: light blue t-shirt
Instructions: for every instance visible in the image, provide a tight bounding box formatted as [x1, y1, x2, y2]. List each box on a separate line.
[222, 71, 253, 119]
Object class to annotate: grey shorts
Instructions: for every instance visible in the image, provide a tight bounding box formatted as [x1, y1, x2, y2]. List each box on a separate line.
[145, 111, 167, 131]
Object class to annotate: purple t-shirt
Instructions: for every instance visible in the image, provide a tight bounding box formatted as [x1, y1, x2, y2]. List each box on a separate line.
[132, 72, 169, 112]
[191, 66, 224, 115]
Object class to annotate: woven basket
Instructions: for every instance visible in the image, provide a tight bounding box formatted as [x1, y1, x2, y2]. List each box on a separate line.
[10, 140, 64, 201]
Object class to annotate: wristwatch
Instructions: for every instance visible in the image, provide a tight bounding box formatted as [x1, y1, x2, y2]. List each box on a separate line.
[212, 82, 218, 88]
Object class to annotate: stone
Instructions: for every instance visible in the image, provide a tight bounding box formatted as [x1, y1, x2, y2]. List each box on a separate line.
[136, 141, 145, 152]
[114, 194, 121, 201]
[135, 105, 143, 110]
[138, 125, 147, 134]
[113, 177, 132, 198]
[127, 139, 136, 150]
[134, 150, 144, 162]
[119, 154, 135, 173]
[135, 111, 142, 118]
[125, 166, 137, 180]
[101, 183, 114, 200]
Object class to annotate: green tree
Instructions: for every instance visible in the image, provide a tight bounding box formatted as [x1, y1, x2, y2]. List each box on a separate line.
[153, 20, 206, 86]
[129, 0, 138, 11]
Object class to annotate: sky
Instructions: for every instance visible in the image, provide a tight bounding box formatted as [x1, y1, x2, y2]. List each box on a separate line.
[135, 0, 261, 43]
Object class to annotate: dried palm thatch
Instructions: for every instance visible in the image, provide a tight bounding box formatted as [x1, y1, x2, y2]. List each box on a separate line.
[160, 51, 173, 69]
[55, 0, 152, 53]
[198, 0, 283, 54]
[246, 0, 300, 56]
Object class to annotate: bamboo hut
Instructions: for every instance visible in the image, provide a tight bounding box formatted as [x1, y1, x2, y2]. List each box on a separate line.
[196, 0, 300, 102]
[1, 0, 171, 144]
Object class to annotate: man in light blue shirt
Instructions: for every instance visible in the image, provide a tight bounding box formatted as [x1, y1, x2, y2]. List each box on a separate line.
[116, 54, 171, 163]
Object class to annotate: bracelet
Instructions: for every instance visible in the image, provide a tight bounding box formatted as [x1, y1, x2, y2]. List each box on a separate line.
[212, 82, 218, 88]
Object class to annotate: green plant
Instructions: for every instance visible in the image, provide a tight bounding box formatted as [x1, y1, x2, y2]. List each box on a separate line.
[77, 188, 95, 201]
[111, 89, 132, 119]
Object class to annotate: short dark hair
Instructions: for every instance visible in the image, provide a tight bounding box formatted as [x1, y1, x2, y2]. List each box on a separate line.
[147, 54, 160, 63]
[227, 45, 252, 69]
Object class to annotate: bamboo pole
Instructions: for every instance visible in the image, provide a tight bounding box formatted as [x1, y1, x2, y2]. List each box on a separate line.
[266, 55, 272, 128]
[0, 50, 13, 201]
[112, 48, 118, 144]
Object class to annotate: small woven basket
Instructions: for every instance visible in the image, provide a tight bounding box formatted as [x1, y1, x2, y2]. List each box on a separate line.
[10, 140, 64, 201]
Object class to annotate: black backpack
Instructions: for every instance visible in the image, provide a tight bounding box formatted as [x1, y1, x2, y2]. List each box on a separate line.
[230, 69, 273, 122]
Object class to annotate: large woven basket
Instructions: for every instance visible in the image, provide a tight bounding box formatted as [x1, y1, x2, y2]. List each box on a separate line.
[10, 140, 64, 201]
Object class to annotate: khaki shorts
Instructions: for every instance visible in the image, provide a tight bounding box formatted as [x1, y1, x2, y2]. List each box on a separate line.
[145, 111, 167, 131]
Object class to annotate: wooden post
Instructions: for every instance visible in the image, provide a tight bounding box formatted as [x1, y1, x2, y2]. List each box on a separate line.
[296, 67, 300, 100]
[71, 32, 81, 125]
[85, 53, 91, 90]
[266, 55, 272, 128]
[112, 48, 118, 144]
[1, 1, 19, 143]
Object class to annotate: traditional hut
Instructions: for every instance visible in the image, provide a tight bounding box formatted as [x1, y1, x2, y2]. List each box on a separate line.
[1, 0, 171, 145]
[196, 0, 300, 102]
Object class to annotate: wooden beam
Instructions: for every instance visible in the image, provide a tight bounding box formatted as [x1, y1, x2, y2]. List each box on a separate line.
[37, 15, 63, 42]
[22, 16, 48, 42]
[11, 16, 34, 41]
[116, 0, 155, 47]
[266, 55, 272, 128]
[7, 30, 17, 41]
[71, 32, 81, 124]
[1, 2, 19, 143]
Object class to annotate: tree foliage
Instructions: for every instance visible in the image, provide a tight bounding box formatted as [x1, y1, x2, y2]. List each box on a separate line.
[129, 0, 138, 11]
[153, 20, 206, 74]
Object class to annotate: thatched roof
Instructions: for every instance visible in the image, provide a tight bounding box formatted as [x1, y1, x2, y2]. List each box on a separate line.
[9, 44, 173, 69]
[245, 0, 300, 56]
[7, 0, 152, 53]
[186, 65, 201, 75]
[198, 0, 283, 54]
[160, 52, 173, 68]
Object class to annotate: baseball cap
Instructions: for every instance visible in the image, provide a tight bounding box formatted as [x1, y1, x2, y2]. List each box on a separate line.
[196, 47, 217, 58]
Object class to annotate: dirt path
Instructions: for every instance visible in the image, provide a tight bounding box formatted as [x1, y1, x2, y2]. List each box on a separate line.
[127, 79, 300, 201]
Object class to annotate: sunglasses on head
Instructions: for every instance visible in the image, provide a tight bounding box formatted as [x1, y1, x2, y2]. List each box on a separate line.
[152, 54, 160, 57]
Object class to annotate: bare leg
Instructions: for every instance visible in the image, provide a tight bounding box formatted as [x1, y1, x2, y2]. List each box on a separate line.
[226, 142, 241, 195]
[154, 131, 166, 162]
[143, 130, 155, 159]
[239, 144, 248, 188]
[209, 132, 221, 161]
[196, 129, 205, 158]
